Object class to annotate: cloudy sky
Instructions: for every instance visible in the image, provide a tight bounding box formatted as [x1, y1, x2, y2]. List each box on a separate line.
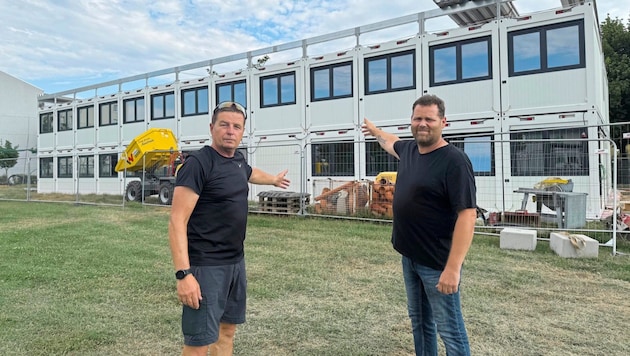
[1, 0, 627, 95]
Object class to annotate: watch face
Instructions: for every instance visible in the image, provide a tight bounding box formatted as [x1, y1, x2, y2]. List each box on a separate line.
[176, 270, 188, 279]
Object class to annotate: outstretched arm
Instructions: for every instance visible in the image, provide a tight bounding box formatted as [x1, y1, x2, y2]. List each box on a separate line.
[249, 168, 290, 189]
[361, 118, 400, 159]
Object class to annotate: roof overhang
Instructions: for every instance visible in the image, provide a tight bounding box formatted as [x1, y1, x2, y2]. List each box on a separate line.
[433, 0, 519, 27]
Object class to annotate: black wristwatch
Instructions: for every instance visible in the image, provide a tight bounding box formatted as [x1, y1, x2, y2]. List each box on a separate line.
[175, 269, 192, 280]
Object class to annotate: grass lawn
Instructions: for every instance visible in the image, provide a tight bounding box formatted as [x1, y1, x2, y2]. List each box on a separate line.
[0, 201, 629, 355]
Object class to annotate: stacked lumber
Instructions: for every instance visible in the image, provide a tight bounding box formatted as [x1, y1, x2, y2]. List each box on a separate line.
[370, 181, 395, 218]
[313, 181, 369, 215]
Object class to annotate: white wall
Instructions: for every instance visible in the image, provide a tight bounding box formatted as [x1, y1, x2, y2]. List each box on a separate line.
[0, 71, 42, 177]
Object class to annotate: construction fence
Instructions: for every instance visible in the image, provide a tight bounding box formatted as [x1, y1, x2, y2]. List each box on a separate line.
[1, 135, 628, 255]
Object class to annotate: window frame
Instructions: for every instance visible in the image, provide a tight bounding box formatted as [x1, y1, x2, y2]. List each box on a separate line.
[311, 141, 355, 177]
[182, 86, 209, 117]
[40, 112, 53, 134]
[260, 72, 296, 108]
[99, 101, 118, 127]
[216, 80, 247, 108]
[123, 96, 145, 124]
[77, 105, 95, 129]
[310, 61, 353, 102]
[364, 49, 416, 95]
[57, 156, 73, 178]
[429, 36, 492, 86]
[365, 140, 400, 176]
[446, 134, 495, 177]
[57, 109, 73, 132]
[99, 153, 119, 178]
[151, 92, 175, 120]
[78, 155, 95, 178]
[510, 128, 589, 176]
[508, 19, 585, 77]
[39, 157, 53, 178]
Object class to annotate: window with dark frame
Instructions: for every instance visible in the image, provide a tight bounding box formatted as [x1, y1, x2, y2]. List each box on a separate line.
[99, 154, 119, 178]
[99, 101, 118, 126]
[58, 109, 73, 131]
[77, 106, 94, 129]
[430, 36, 492, 86]
[508, 19, 585, 76]
[39, 157, 53, 178]
[57, 156, 73, 178]
[151, 92, 175, 120]
[311, 141, 355, 176]
[182, 86, 209, 117]
[510, 128, 588, 176]
[40, 112, 53, 134]
[123, 97, 145, 123]
[260, 72, 296, 107]
[365, 141, 399, 176]
[216, 80, 247, 108]
[446, 134, 495, 176]
[78, 156, 94, 178]
[365, 49, 415, 94]
[311, 62, 353, 101]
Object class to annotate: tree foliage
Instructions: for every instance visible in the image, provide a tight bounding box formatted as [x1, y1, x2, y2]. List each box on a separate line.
[0, 139, 19, 177]
[601, 16, 630, 123]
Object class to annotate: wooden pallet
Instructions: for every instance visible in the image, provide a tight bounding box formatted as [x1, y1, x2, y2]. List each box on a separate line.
[257, 191, 310, 214]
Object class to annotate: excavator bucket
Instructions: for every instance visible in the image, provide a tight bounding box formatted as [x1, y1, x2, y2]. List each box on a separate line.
[114, 128, 179, 173]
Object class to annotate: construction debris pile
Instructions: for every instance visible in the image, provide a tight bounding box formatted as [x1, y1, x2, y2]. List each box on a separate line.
[312, 172, 397, 218]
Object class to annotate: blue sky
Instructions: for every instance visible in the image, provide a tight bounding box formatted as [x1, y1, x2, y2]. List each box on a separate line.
[0, 0, 627, 95]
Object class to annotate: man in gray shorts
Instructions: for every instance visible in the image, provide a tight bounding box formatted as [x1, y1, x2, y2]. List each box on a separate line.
[168, 102, 290, 355]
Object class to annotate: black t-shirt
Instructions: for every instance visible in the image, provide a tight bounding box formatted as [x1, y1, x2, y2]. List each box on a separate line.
[175, 146, 253, 266]
[392, 140, 476, 270]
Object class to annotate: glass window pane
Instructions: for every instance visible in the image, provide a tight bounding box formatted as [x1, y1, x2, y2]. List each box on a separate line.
[547, 25, 580, 68]
[513, 32, 541, 72]
[280, 75, 295, 103]
[153, 96, 164, 118]
[313, 68, 330, 99]
[165, 94, 175, 117]
[125, 100, 136, 121]
[87, 106, 94, 127]
[462, 41, 489, 79]
[463, 136, 491, 173]
[101, 105, 110, 125]
[234, 82, 246, 108]
[312, 142, 355, 176]
[333, 64, 352, 96]
[198, 88, 208, 113]
[183, 91, 196, 115]
[433, 47, 457, 83]
[136, 99, 144, 122]
[367, 58, 387, 92]
[365, 141, 398, 176]
[391, 53, 414, 89]
[111, 103, 118, 124]
[217, 84, 232, 103]
[262, 78, 278, 106]
[511, 131, 544, 176]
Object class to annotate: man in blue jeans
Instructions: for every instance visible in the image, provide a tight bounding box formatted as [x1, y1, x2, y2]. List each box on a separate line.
[362, 94, 477, 355]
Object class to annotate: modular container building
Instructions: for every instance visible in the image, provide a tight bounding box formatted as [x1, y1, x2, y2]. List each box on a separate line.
[37, 0, 609, 217]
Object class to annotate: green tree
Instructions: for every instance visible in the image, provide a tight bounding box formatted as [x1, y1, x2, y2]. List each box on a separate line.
[0, 139, 19, 179]
[601, 15, 630, 123]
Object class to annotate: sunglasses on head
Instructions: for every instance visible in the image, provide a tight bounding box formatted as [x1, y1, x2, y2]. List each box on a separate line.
[213, 101, 247, 119]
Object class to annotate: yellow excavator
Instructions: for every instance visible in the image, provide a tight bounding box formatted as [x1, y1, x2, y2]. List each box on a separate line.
[115, 128, 183, 205]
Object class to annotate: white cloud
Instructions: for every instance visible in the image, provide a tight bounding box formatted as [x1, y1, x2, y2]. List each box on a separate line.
[0, 0, 626, 94]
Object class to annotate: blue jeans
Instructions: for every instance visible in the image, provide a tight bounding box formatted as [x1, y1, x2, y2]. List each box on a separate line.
[402, 256, 470, 356]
